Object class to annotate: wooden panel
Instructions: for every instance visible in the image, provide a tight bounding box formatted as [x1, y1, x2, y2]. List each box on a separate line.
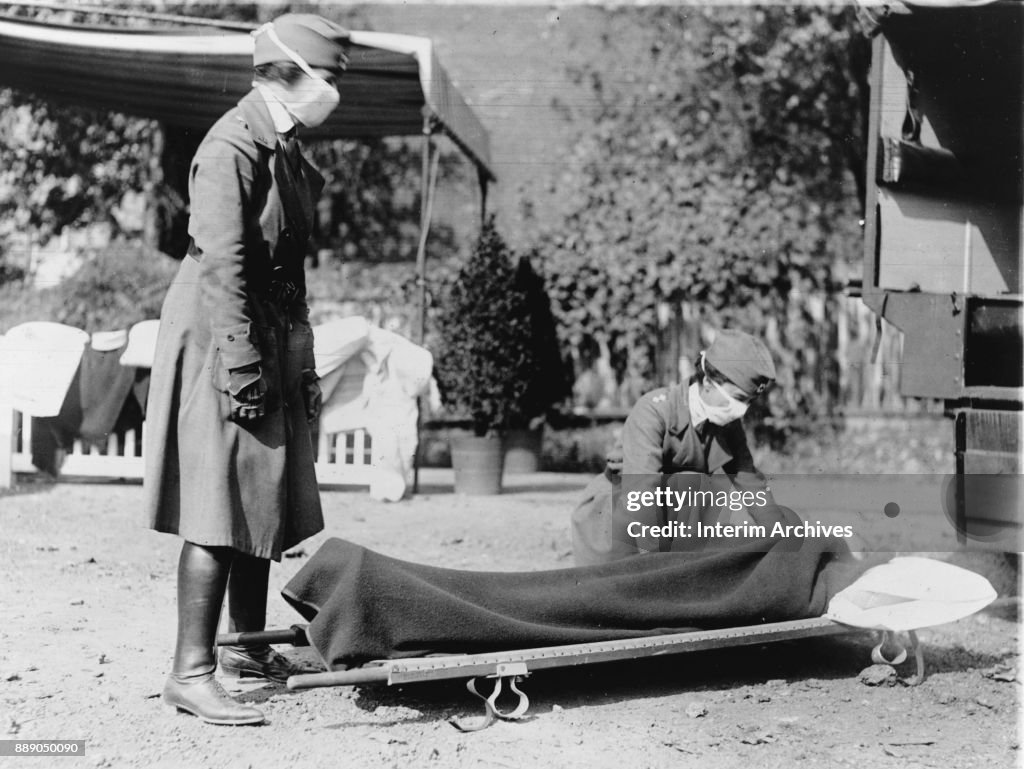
[877, 189, 1019, 294]
[870, 5, 1023, 296]
[956, 471, 1023, 536]
[966, 410, 1021, 456]
[963, 451, 1020, 475]
[882, 293, 965, 399]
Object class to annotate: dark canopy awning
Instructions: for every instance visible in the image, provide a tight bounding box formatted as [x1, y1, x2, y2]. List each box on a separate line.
[0, 16, 495, 180]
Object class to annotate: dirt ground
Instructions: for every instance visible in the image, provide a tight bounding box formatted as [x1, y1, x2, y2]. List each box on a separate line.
[1, 468, 1020, 769]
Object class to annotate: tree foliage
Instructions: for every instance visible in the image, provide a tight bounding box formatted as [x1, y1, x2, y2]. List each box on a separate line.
[0, 242, 177, 333]
[307, 137, 464, 264]
[530, 6, 869, 421]
[0, 1, 467, 289]
[0, 90, 164, 250]
[513, 255, 575, 421]
[0, 3, 266, 263]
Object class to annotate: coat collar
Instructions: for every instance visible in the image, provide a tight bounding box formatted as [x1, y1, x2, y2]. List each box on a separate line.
[237, 89, 279, 151]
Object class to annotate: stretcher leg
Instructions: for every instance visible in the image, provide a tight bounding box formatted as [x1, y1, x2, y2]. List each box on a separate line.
[871, 629, 926, 685]
[905, 630, 925, 686]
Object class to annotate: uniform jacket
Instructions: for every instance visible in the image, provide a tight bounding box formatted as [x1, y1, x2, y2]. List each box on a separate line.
[622, 382, 786, 551]
[622, 382, 764, 480]
[143, 90, 324, 560]
[573, 383, 786, 564]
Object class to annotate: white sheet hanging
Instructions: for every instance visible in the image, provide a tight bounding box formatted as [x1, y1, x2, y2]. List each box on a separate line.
[364, 326, 434, 501]
[91, 328, 128, 352]
[0, 322, 89, 417]
[118, 320, 160, 368]
[315, 323, 433, 501]
[313, 317, 372, 381]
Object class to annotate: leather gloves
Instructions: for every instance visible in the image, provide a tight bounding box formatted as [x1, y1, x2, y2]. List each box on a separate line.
[227, 364, 319, 424]
[301, 369, 322, 423]
[228, 363, 267, 423]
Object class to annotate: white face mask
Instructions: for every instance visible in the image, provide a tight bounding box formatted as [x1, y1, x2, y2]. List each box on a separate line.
[702, 376, 749, 425]
[697, 352, 749, 426]
[263, 25, 340, 128]
[286, 75, 340, 128]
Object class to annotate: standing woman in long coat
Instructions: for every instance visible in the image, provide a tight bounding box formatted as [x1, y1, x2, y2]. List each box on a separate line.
[143, 14, 350, 725]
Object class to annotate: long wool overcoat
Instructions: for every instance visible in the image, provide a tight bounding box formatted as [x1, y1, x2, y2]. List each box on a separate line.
[143, 90, 324, 560]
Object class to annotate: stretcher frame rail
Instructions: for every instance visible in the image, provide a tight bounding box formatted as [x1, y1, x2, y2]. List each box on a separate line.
[216, 616, 904, 689]
[216, 617, 923, 730]
[298, 617, 862, 688]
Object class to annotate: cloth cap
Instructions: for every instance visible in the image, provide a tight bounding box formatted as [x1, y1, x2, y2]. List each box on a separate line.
[253, 14, 351, 72]
[704, 329, 776, 397]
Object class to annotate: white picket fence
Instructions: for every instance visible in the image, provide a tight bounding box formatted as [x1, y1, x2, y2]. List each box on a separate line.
[313, 424, 374, 486]
[0, 404, 372, 488]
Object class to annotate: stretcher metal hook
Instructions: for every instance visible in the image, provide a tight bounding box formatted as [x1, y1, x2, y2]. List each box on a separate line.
[871, 630, 908, 665]
[870, 630, 925, 685]
[451, 663, 531, 732]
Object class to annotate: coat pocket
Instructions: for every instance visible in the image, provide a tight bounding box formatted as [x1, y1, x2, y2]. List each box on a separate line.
[210, 321, 257, 392]
[212, 321, 260, 372]
[209, 324, 282, 416]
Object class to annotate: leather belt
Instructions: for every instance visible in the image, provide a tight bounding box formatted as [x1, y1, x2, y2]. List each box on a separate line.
[186, 240, 300, 308]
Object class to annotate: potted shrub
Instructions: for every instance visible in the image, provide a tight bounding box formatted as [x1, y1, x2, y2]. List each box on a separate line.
[434, 217, 535, 494]
[503, 255, 573, 473]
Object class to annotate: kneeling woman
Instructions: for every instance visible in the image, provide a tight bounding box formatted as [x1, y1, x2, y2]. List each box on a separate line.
[572, 329, 789, 564]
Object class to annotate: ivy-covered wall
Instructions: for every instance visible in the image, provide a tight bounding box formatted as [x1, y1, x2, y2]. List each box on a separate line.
[523, 6, 873, 422]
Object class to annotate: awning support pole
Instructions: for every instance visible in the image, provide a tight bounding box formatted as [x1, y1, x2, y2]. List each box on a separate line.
[413, 111, 440, 494]
[477, 167, 490, 226]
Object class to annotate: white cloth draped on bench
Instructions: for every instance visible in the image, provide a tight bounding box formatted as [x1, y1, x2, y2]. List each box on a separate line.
[3, 317, 430, 498]
[0, 322, 90, 417]
[315, 319, 432, 501]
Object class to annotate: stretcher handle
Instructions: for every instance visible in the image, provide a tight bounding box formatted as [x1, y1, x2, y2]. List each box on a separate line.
[215, 624, 309, 648]
[287, 667, 389, 690]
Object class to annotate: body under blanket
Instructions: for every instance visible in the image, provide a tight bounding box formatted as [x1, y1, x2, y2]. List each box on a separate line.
[282, 536, 863, 671]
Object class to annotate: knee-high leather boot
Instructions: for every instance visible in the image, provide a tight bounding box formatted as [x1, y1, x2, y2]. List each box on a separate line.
[162, 542, 264, 725]
[219, 554, 304, 683]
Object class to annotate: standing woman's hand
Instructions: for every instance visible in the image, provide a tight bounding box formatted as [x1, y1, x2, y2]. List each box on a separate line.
[229, 363, 267, 422]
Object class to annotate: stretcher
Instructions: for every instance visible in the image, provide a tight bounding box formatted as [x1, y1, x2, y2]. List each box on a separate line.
[216, 618, 924, 731]
[215, 555, 996, 729]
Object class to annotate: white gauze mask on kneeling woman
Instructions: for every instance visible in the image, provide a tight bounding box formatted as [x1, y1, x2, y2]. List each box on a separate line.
[698, 352, 749, 426]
